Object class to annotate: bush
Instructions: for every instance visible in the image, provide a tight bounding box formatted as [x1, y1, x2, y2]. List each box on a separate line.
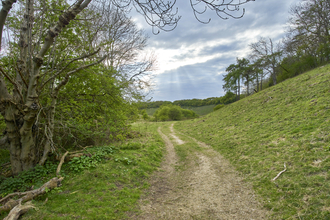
[219, 91, 236, 104]
[154, 106, 170, 121]
[181, 109, 198, 119]
[168, 106, 183, 120]
[214, 104, 225, 111]
[140, 110, 149, 120]
[153, 104, 198, 121]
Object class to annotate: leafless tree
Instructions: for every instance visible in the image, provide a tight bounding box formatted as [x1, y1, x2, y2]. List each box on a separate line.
[249, 37, 282, 86]
[285, 0, 330, 64]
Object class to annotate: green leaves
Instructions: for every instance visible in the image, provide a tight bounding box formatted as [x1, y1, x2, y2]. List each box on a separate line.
[68, 146, 117, 173]
[0, 163, 57, 197]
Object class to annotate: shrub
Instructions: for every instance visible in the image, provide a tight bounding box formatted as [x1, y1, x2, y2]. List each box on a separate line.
[153, 104, 198, 121]
[181, 109, 198, 119]
[153, 106, 170, 121]
[168, 106, 183, 120]
[214, 104, 225, 111]
[141, 110, 149, 120]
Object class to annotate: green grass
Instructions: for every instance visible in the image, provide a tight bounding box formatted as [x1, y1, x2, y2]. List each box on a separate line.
[145, 107, 158, 116]
[181, 105, 215, 116]
[176, 64, 330, 219]
[0, 122, 164, 220]
[145, 105, 215, 117]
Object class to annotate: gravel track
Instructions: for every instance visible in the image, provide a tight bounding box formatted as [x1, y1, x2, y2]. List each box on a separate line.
[134, 123, 269, 219]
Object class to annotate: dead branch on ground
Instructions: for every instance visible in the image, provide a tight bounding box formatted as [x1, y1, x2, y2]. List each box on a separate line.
[0, 177, 63, 213]
[272, 163, 286, 181]
[56, 151, 68, 176]
[3, 201, 36, 220]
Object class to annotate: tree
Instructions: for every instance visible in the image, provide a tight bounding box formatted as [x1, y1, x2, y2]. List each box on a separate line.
[249, 37, 282, 85]
[223, 57, 251, 100]
[0, 0, 254, 175]
[250, 60, 264, 92]
[292, 0, 330, 61]
[236, 58, 253, 96]
[281, 0, 330, 77]
[223, 62, 241, 100]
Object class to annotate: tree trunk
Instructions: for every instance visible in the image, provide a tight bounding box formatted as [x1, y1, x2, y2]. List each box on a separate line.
[237, 77, 240, 101]
[272, 65, 277, 85]
[256, 72, 259, 92]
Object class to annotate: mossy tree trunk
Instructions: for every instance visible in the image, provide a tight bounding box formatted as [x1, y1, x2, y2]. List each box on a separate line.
[0, 0, 94, 175]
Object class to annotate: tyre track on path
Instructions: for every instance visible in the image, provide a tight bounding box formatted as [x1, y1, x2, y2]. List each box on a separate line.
[134, 123, 269, 219]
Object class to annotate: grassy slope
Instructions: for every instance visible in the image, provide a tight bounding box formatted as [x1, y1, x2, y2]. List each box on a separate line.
[176, 65, 330, 219]
[0, 123, 164, 220]
[145, 107, 158, 116]
[181, 105, 215, 116]
[146, 105, 215, 116]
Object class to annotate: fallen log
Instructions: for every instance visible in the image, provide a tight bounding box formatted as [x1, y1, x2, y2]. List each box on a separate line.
[0, 177, 63, 213]
[3, 201, 36, 220]
[1, 147, 90, 219]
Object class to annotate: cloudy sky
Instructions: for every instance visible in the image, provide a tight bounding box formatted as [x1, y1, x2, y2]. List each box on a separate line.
[131, 0, 300, 101]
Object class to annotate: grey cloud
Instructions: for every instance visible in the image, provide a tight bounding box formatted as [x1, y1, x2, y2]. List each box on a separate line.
[151, 56, 237, 101]
[130, 0, 300, 101]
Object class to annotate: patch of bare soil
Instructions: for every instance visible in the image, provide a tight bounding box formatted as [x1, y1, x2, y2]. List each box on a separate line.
[133, 123, 269, 219]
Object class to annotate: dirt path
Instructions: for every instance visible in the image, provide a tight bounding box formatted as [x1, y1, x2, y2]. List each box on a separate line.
[134, 123, 269, 219]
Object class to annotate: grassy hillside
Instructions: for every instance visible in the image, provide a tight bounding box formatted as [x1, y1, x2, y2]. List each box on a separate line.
[176, 65, 330, 219]
[181, 105, 215, 116]
[146, 105, 215, 116]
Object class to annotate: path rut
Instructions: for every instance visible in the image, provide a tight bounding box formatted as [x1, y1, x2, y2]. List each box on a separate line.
[134, 123, 269, 219]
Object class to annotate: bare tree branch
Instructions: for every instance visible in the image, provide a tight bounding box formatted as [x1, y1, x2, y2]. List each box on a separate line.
[0, 0, 17, 51]
[39, 48, 101, 91]
[53, 55, 107, 96]
[0, 66, 24, 101]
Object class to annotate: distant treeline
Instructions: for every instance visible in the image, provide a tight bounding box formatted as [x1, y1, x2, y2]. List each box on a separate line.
[223, 0, 330, 100]
[138, 91, 236, 109]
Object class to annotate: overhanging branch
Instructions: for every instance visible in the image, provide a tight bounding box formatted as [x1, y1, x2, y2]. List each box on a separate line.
[0, 0, 17, 51]
[39, 48, 101, 91]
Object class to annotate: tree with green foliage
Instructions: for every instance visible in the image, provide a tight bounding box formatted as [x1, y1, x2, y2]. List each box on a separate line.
[249, 58, 266, 92]
[223, 58, 253, 100]
[237, 58, 254, 96]
[0, 0, 151, 174]
[168, 105, 183, 121]
[219, 91, 236, 104]
[223, 63, 241, 101]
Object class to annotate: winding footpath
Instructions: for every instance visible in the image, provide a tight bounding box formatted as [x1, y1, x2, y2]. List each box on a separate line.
[134, 123, 269, 219]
